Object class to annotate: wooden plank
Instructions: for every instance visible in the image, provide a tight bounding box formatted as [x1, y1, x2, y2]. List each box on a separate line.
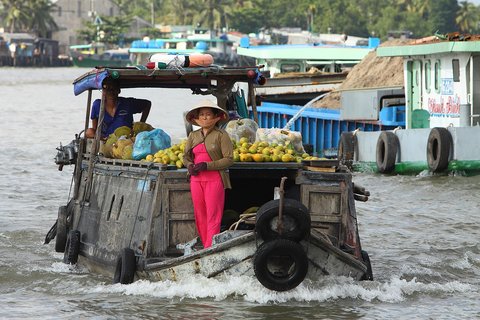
[304, 166, 336, 173]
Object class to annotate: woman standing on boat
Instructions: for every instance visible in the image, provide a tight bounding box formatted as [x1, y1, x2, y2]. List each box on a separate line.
[85, 79, 151, 139]
[184, 100, 234, 248]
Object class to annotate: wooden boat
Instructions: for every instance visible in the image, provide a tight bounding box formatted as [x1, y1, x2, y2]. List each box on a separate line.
[69, 43, 131, 68]
[45, 65, 373, 291]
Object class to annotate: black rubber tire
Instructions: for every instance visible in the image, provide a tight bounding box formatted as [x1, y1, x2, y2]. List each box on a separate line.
[338, 132, 355, 169]
[360, 250, 373, 281]
[55, 206, 68, 253]
[63, 230, 80, 264]
[427, 127, 451, 172]
[113, 248, 136, 284]
[253, 239, 309, 291]
[376, 131, 399, 173]
[255, 198, 311, 242]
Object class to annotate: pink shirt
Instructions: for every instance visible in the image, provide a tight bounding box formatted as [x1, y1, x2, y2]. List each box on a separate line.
[190, 143, 221, 182]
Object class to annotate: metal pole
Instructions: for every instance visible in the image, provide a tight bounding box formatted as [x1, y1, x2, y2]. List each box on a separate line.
[84, 88, 106, 202]
[249, 81, 258, 124]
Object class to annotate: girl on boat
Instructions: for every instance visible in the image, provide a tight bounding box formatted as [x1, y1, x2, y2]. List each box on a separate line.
[184, 100, 234, 248]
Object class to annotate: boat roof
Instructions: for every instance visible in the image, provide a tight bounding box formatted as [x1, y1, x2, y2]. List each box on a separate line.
[129, 48, 203, 54]
[237, 44, 375, 61]
[70, 43, 106, 50]
[377, 33, 480, 57]
[72, 66, 264, 96]
[377, 40, 480, 57]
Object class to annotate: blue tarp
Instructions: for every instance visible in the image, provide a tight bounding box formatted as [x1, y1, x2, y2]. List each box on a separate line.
[73, 70, 108, 96]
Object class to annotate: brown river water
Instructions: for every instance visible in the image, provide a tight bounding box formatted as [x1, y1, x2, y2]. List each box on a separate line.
[0, 67, 479, 319]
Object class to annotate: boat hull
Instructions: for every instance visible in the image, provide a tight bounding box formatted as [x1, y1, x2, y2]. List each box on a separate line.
[60, 156, 370, 290]
[350, 126, 480, 174]
[139, 230, 366, 283]
[71, 56, 131, 68]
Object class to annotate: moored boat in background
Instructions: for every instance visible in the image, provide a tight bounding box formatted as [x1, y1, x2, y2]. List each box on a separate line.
[237, 36, 406, 157]
[69, 43, 131, 67]
[339, 32, 480, 175]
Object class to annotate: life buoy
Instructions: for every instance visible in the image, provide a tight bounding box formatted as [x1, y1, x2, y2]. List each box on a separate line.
[113, 248, 136, 284]
[255, 198, 311, 242]
[55, 206, 68, 253]
[63, 230, 80, 264]
[360, 250, 373, 281]
[253, 239, 308, 291]
[375, 131, 399, 173]
[427, 127, 451, 172]
[147, 53, 214, 69]
[338, 132, 355, 169]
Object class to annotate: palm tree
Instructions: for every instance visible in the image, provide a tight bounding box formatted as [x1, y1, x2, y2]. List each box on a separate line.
[27, 0, 58, 37]
[456, 1, 479, 33]
[397, 0, 430, 17]
[196, 0, 233, 33]
[0, 0, 57, 36]
[1, 0, 30, 33]
[307, 4, 316, 32]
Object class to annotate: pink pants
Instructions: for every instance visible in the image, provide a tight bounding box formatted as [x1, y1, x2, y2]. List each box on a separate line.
[190, 179, 225, 248]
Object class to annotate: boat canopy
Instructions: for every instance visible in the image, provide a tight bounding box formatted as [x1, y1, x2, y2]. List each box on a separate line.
[72, 66, 265, 96]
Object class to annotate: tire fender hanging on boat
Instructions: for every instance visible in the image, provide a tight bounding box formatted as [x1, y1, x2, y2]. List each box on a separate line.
[427, 127, 452, 172]
[375, 131, 399, 173]
[253, 239, 308, 291]
[113, 248, 136, 284]
[55, 206, 68, 253]
[360, 250, 374, 281]
[63, 230, 80, 264]
[255, 198, 311, 242]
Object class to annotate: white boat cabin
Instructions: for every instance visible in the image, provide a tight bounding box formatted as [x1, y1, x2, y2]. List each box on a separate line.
[377, 39, 480, 129]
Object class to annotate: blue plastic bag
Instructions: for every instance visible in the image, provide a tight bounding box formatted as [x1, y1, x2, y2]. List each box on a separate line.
[132, 128, 171, 160]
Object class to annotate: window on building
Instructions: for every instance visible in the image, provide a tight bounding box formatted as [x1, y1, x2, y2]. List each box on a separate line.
[110, 7, 113, 16]
[434, 60, 441, 93]
[452, 59, 460, 82]
[77, 1, 81, 18]
[280, 63, 301, 73]
[425, 60, 431, 93]
[58, 6, 62, 17]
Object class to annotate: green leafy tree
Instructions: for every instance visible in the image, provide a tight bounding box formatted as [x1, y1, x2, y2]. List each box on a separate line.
[0, 0, 57, 36]
[429, 0, 459, 34]
[68, 0, 480, 42]
[1, 0, 30, 33]
[311, 0, 368, 36]
[456, 1, 480, 33]
[229, 6, 265, 34]
[77, 15, 133, 47]
[28, 0, 58, 37]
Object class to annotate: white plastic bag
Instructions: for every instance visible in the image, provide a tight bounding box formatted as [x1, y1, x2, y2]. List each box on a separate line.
[224, 118, 258, 143]
[255, 128, 305, 153]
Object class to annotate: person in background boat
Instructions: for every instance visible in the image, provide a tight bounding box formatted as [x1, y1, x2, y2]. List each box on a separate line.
[183, 100, 234, 248]
[85, 79, 151, 139]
